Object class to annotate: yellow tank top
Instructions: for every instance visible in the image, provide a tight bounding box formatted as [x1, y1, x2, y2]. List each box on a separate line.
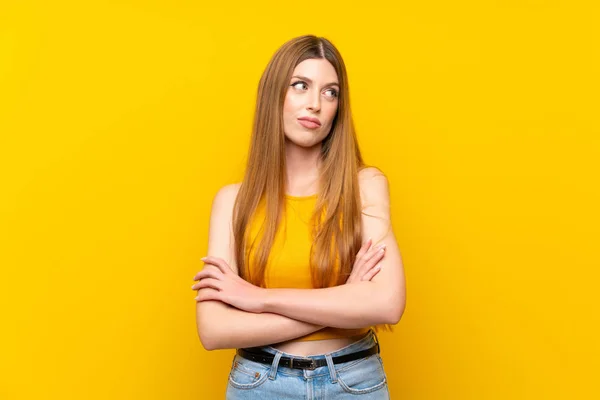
[245, 193, 371, 341]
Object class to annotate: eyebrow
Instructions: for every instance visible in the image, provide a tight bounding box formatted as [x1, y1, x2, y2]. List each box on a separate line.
[291, 75, 339, 88]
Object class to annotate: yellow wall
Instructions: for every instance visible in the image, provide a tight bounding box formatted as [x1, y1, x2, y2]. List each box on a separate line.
[1, 1, 598, 398]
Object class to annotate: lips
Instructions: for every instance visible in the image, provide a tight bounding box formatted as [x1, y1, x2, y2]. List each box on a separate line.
[297, 119, 320, 129]
[298, 116, 321, 126]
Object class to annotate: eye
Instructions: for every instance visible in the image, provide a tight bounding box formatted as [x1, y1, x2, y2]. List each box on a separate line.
[325, 88, 339, 99]
[291, 81, 308, 90]
[290, 81, 338, 99]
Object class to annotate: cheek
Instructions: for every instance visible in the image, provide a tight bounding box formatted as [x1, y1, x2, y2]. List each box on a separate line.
[282, 98, 292, 114]
[323, 103, 339, 124]
[282, 98, 298, 134]
[283, 93, 299, 113]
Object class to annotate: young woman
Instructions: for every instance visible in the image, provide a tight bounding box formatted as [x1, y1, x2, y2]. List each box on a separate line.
[192, 35, 406, 399]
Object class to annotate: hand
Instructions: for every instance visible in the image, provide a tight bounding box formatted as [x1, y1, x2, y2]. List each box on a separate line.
[191, 256, 266, 313]
[346, 237, 386, 284]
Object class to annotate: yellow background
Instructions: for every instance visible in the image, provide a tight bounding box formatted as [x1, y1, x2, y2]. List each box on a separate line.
[1, 1, 598, 398]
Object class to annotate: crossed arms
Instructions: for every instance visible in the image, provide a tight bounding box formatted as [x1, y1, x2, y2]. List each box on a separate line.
[194, 168, 406, 350]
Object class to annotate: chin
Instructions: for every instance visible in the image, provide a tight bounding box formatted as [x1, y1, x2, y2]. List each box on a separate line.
[284, 129, 309, 141]
[286, 137, 321, 149]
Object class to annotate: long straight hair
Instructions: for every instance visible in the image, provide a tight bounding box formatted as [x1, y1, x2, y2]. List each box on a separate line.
[232, 35, 392, 332]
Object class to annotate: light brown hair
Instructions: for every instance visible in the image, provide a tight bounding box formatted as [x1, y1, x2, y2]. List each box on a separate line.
[232, 35, 392, 332]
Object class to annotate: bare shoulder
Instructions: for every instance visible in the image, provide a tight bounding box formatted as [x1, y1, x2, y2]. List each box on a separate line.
[358, 166, 390, 209]
[209, 182, 242, 239]
[213, 182, 242, 207]
[358, 165, 386, 181]
[207, 182, 242, 273]
[210, 183, 242, 223]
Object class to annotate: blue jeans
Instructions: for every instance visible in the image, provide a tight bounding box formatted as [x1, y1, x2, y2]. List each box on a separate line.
[225, 329, 390, 399]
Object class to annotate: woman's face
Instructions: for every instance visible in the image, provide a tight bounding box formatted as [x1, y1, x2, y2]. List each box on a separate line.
[282, 58, 339, 148]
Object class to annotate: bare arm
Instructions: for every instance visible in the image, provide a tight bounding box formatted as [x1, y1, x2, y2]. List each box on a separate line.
[261, 168, 406, 328]
[195, 183, 325, 350]
[198, 302, 325, 350]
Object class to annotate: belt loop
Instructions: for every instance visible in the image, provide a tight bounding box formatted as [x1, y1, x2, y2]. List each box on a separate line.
[268, 351, 283, 380]
[324, 354, 338, 383]
[372, 329, 381, 354]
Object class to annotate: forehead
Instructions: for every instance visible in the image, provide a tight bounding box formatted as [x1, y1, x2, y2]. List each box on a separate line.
[292, 59, 338, 83]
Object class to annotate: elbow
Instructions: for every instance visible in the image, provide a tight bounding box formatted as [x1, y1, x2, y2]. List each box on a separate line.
[197, 324, 225, 351]
[199, 333, 217, 351]
[384, 306, 404, 325]
[196, 301, 235, 351]
[198, 327, 217, 351]
[381, 294, 406, 325]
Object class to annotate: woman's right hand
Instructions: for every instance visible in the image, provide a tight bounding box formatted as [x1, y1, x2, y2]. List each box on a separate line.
[345, 237, 386, 284]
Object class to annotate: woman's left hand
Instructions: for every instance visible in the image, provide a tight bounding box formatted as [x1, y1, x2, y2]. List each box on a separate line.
[191, 256, 266, 313]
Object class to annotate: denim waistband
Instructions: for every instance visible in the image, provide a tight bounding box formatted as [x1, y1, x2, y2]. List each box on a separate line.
[245, 329, 380, 380]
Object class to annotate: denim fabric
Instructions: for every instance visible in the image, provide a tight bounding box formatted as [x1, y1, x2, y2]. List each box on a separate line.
[225, 329, 390, 399]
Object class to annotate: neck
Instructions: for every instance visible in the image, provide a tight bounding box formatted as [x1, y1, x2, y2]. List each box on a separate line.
[284, 139, 322, 195]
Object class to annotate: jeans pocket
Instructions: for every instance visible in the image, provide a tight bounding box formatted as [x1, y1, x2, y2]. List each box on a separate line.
[228, 355, 270, 390]
[335, 354, 387, 395]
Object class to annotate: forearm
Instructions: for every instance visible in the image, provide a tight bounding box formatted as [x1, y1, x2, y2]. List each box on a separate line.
[197, 300, 324, 350]
[262, 281, 400, 329]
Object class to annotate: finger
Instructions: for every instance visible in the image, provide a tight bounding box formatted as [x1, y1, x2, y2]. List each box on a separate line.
[201, 256, 230, 274]
[368, 243, 386, 257]
[192, 269, 221, 289]
[195, 278, 222, 291]
[361, 264, 382, 281]
[355, 247, 385, 275]
[193, 266, 222, 281]
[357, 238, 375, 260]
[354, 243, 385, 275]
[358, 243, 383, 267]
[194, 288, 221, 302]
[363, 247, 386, 270]
[361, 244, 386, 266]
[355, 237, 373, 260]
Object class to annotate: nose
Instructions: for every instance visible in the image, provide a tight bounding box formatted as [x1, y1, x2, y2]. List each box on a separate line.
[306, 89, 321, 112]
